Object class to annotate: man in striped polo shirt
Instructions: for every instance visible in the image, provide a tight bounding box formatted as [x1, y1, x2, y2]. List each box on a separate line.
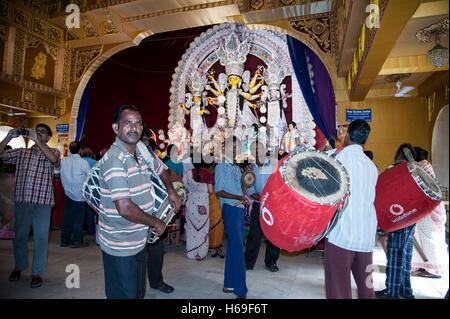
[98, 105, 181, 299]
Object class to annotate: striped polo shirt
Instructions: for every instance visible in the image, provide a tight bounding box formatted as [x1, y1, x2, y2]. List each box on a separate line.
[97, 137, 163, 257]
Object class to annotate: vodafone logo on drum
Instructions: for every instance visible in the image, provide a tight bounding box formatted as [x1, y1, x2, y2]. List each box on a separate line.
[389, 204, 404, 216]
[261, 207, 274, 226]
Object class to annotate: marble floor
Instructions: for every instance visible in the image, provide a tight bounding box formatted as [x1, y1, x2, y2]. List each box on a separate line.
[0, 229, 448, 299]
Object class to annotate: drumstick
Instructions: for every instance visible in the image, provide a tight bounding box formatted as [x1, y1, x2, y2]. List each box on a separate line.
[402, 147, 415, 162]
[413, 238, 428, 262]
[234, 200, 244, 206]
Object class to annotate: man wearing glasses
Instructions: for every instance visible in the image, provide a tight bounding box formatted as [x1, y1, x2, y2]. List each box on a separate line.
[0, 124, 60, 288]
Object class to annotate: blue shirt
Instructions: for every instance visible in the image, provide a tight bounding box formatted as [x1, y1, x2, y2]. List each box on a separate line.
[252, 161, 276, 198]
[215, 160, 244, 209]
[166, 158, 183, 176]
[82, 156, 97, 168]
[60, 154, 92, 202]
[325, 145, 379, 252]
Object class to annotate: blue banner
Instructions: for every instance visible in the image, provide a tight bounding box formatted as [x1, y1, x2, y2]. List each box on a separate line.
[346, 109, 372, 122]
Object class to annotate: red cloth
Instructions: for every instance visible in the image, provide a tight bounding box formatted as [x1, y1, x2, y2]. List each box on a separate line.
[191, 168, 213, 184]
[51, 180, 65, 228]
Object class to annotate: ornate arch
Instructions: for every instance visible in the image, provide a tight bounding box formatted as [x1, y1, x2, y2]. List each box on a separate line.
[69, 22, 337, 142]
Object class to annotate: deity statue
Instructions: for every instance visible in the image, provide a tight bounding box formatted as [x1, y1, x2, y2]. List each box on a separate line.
[31, 52, 47, 80]
[280, 121, 300, 154]
[260, 60, 291, 153]
[205, 32, 264, 130]
[184, 67, 208, 145]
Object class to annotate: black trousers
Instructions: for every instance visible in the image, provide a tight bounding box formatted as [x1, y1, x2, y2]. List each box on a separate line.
[244, 202, 280, 269]
[147, 239, 164, 288]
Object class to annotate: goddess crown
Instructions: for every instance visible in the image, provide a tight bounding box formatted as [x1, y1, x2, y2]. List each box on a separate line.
[263, 60, 287, 90]
[187, 67, 207, 96]
[215, 32, 250, 78]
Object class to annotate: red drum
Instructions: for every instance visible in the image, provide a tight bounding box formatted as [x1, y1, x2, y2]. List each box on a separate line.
[375, 161, 443, 232]
[260, 150, 350, 252]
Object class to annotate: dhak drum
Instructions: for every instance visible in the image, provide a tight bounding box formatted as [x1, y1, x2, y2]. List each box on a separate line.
[375, 161, 443, 232]
[242, 166, 256, 188]
[82, 160, 102, 214]
[260, 149, 350, 252]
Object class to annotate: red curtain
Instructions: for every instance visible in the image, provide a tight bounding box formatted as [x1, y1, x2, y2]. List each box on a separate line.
[80, 26, 211, 154]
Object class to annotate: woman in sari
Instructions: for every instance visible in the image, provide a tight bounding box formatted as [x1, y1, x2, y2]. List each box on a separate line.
[207, 163, 225, 258]
[183, 159, 213, 260]
[411, 147, 448, 278]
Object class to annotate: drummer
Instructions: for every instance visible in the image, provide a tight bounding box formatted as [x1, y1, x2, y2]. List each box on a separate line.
[96, 105, 182, 299]
[245, 141, 281, 272]
[375, 144, 417, 299]
[323, 119, 379, 299]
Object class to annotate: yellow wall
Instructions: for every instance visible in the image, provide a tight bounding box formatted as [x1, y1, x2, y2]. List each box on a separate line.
[337, 96, 430, 172]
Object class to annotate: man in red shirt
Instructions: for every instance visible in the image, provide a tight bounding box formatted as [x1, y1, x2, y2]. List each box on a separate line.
[0, 124, 60, 288]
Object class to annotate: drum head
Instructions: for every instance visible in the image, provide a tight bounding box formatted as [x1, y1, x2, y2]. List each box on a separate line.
[408, 161, 443, 201]
[283, 150, 349, 205]
[242, 171, 256, 188]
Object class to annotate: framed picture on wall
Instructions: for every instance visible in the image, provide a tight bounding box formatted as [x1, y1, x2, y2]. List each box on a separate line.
[336, 124, 349, 148]
[58, 133, 68, 143]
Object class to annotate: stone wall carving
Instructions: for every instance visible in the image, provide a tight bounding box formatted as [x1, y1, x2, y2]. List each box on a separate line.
[290, 13, 335, 55]
[13, 28, 26, 79]
[71, 45, 102, 82]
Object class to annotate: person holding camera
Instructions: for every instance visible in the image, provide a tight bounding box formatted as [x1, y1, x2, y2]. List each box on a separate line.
[0, 124, 60, 288]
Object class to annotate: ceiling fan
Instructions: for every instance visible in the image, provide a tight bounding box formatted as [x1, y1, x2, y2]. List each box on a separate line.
[0, 108, 27, 116]
[376, 80, 415, 98]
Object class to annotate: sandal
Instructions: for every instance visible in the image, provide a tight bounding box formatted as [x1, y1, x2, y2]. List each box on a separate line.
[222, 287, 234, 293]
[416, 270, 441, 279]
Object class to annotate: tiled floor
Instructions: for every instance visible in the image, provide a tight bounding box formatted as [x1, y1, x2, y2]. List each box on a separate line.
[0, 230, 448, 299]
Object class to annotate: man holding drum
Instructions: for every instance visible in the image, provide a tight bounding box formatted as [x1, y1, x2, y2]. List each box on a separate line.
[97, 105, 181, 299]
[324, 119, 379, 299]
[375, 144, 417, 299]
[245, 141, 280, 272]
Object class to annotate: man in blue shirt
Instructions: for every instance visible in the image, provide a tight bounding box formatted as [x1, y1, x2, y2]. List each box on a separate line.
[80, 147, 97, 235]
[60, 141, 91, 248]
[245, 141, 280, 272]
[215, 136, 248, 299]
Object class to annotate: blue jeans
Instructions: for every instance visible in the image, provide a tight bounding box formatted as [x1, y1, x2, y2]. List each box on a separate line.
[61, 195, 85, 244]
[102, 247, 147, 299]
[13, 203, 51, 275]
[85, 205, 96, 235]
[222, 204, 247, 297]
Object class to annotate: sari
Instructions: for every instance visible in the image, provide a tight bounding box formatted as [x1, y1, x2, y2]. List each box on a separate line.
[183, 168, 211, 260]
[411, 160, 448, 276]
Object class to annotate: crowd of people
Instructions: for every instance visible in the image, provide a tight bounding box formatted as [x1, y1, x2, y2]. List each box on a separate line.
[0, 104, 448, 299]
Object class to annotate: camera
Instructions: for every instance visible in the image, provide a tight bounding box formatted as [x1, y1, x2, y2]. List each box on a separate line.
[17, 128, 29, 136]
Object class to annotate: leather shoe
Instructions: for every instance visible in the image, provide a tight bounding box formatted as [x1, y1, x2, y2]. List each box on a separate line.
[9, 269, 21, 282]
[71, 242, 89, 248]
[31, 275, 43, 288]
[375, 289, 399, 299]
[60, 242, 70, 247]
[266, 264, 279, 272]
[236, 295, 246, 299]
[156, 282, 174, 293]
